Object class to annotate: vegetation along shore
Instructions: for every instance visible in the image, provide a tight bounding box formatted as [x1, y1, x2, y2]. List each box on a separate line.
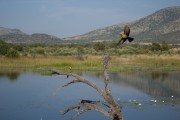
[0, 40, 180, 72]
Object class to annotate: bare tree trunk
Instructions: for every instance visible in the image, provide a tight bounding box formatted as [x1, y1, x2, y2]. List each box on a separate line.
[50, 54, 123, 120]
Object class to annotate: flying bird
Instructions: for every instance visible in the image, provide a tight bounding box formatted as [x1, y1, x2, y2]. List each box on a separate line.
[116, 25, 134, 46]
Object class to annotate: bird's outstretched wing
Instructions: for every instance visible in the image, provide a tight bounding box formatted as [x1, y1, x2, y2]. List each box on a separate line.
[116, 25, 132, 47]
[124, 25, 130, 36]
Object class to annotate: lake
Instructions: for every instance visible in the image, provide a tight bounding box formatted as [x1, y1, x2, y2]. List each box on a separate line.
[0, 70, 179, 120]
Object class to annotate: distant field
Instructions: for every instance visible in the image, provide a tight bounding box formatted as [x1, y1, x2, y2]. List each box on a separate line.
[0, 55, 180, 72]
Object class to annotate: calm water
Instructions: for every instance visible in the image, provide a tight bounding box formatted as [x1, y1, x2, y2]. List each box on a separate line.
[0, 70, 179, 120]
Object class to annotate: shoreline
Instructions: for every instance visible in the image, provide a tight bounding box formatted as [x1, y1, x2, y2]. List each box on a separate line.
[0, 55, 180, 73]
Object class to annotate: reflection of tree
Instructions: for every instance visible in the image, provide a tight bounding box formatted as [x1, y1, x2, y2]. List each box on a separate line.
[110, 72, 180, 97]
[0, 72, 20, 81]
[151, 71, 168, 81]
[7, 72, 20, 81]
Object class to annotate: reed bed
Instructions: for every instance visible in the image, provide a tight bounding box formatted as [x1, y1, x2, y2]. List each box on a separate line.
[0, 55, 179, 72]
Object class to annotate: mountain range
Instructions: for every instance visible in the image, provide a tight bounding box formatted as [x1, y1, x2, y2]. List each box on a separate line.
[65, 6, 180, 44]
[0, 27, 63, 44]
[0, 6, 179, 44]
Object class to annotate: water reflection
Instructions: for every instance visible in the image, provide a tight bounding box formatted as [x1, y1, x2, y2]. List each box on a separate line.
[0, 70, 179, 120]
[151, 71, 169, 81]
[109, 71, 180, 97]
[76, 71, 180, 98]
[0, 72, 20, 81]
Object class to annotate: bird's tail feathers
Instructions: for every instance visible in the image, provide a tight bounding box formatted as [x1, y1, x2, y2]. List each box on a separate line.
[127, 37, 134, 42]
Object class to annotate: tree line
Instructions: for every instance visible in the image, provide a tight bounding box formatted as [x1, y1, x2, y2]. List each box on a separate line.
[0, 40, 179, 58]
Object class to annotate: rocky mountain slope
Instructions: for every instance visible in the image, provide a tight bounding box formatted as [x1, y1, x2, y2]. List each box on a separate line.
[64, 6, 180, 44]
[1, 6, 179, 44]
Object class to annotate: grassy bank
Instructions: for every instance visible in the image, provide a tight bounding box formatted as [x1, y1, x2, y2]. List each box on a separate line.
[110, 55, 180, 71]
[0, 55, 180, 72]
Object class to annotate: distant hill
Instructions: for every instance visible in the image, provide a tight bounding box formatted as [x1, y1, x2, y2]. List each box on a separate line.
[1, 6, 179, 44]
[0, 27, 63, 44]
[64, 6, 180, 44]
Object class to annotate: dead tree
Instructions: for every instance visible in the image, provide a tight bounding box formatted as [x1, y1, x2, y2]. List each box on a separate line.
[51, 55, 123, 120]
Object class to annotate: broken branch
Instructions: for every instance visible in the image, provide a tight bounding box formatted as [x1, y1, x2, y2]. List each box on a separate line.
[50, 54, 123, 120]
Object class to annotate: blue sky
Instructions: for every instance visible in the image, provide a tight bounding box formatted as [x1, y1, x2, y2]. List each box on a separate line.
[0, 0, 179, 38]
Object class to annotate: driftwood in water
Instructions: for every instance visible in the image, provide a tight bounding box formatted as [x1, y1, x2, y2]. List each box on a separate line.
[51, 55, 122, 120]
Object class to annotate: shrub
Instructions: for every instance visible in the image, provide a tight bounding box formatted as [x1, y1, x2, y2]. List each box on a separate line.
[161, 41, 169, 51]
[36, 47, 45, 55]
[0, 44, 10, 55]
[151, 43, 161, 51]
[13, 45, 23, 52]
[0, 40, 10, 55]
[76, 46, 84, 60]
[94, 42, 105, 52]
[6, 48, 20, 58]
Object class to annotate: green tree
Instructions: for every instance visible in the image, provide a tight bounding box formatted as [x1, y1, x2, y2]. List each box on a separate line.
[36, 47, 45, 55]
[0, 40, 10, 55]
[151, 43, 161, 51]
[94, 42, 105, 52]
[161, 41, 169, 51]
[76, 46, 84, 60]
[13, 45, 23, 52]
[6, 48, 20, 58]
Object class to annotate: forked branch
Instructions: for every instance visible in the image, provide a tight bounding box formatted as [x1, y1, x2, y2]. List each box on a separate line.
[61, 103, 110, 118]
[51, 70, 107, 99]
[50, 54, 122, 120]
